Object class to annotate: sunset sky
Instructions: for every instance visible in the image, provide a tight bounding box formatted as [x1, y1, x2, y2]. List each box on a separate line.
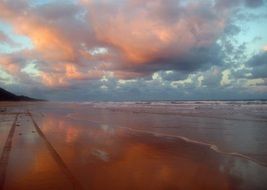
[0, 0, 267, 101]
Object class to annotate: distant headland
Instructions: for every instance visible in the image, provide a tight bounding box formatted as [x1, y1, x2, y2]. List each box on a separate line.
[0, 87, 44, 101]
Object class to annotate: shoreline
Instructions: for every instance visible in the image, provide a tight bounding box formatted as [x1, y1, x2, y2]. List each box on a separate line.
[1, 102, 267, 189]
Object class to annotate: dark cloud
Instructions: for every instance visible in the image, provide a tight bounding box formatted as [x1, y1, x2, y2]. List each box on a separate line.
[247, 52, 267, 78]
[202, 67, 223, 87]
[31, 1, 81, 20]
[215, 0, 242, 9]
[216, 0, 265, 9]
[116, 43, 225, 79]
[244, 0, 264, 8]
[223, 24, 241, 36]
[0, 31, 17, 46]
[158, 71, 188, 81]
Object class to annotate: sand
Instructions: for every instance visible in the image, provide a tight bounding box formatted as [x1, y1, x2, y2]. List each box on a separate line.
[0, 101, 267, 190]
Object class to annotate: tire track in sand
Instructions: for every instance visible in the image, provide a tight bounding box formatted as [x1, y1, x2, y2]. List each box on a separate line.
[28, 112, 83, 190]
[0, 114, 19, 190]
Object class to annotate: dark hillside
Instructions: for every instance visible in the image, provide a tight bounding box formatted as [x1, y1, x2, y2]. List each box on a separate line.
[0, 88, 43, 101]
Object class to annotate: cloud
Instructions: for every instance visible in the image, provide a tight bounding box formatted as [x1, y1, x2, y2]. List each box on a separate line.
[86, 0, 226, 65]
[247, 52, 267, 78]
[0, 0, 266, 100]
[201, 67, 223, 87]
[0, 31, 14, 45]
[215, 0, 265, 9]
[244, 0, 264, 8]
[157, 71, 188, 81]
[0, 53, 26, 75]
[0, 0, 228, 83]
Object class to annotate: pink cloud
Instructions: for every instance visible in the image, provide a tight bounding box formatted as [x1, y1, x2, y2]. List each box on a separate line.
[0, 0, 230, 87]
[0, 55, 22, 75]
[86, 0, 226, 65]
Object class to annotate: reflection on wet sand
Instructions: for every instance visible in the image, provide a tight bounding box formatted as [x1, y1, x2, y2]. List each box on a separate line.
[3, 114, 73, 190]
[1, 102, 267, 190]
[35, 114, 267, 190]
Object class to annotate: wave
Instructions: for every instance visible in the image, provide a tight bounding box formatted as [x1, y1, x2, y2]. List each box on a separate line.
[120, 127, 267, 168]
[66, 112, 267, 167]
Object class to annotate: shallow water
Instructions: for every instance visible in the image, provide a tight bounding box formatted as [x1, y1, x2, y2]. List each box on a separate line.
[0, 101, 267, 189]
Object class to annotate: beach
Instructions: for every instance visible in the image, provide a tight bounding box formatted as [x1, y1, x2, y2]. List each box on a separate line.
[0, 101, 267, 190]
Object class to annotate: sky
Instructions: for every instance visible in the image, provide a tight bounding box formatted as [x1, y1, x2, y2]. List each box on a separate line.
[0, 0, 267, 101]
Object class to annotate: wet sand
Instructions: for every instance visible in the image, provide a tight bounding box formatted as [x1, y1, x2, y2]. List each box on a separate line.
[0, 102, 267, 190]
